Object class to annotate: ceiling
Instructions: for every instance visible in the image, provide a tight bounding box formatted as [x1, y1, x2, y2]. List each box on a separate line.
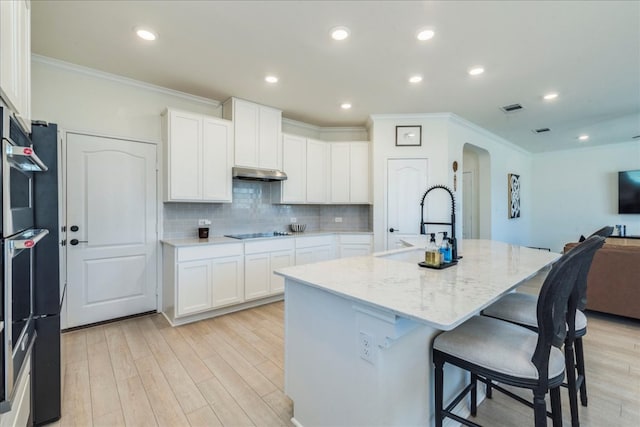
[31, 1, 640, 153]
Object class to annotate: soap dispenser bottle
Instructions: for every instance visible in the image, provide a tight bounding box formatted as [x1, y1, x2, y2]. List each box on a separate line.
[439, 232, 452, 263]
[425, 233, 441, 266]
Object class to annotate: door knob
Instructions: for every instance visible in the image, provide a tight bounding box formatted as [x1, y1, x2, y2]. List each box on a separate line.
[70, 225, 79, 232]
[389, 227, 399, 233]
[69, 239, 87, 246]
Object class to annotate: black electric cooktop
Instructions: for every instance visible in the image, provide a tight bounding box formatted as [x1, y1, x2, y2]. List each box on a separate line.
[225, 231, 292, 239]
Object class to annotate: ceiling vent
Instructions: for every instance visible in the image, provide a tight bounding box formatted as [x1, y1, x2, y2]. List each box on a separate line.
[532, 127, 551, 134]
[500, 103, 524, 113]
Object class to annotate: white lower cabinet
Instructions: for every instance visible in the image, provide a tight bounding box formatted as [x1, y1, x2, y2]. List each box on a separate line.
[163, 233, 372, 324]
[164, 243, 244, 319]
[0, 355, 31, 427]
[295, 235, 336, 265]
[177, 260, 212, 315]
[245, 239, 294, 300]
[338, 234, 373, 258]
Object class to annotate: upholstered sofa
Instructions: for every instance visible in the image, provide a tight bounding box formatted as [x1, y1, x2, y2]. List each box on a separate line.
[564, 241, 640, 320]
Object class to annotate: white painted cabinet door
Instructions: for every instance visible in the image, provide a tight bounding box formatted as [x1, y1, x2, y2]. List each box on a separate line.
[350, 142, 370, 203]
[0, 0, 30, 130]
[281, 134, 307, 203]
[258, 106, 282, 170]
[270, 249, 294, 293]
[386, 159, 428, 250]
[330, 143, 350, 203]
[339, 245, 371, 258]
[306, 139, 328, 203]
[167, 110, 202, 200]
[211, 256, 244, 307]
[0, 0, 20, 111]
[177, 260, 213, 316]
[66, 133, 158, 327]
[202, 116, 233, 201]
[296, 245, 333, 265]
[233, 99, 259, 167]
[244, 253, 270, 300]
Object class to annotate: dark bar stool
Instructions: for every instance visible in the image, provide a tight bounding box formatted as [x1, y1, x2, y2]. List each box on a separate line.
[432, 236, 605, 427]
[483, 228, 612, 426]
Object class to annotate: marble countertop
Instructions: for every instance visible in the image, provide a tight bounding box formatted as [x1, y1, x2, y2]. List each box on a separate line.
[275, 239, 561, 330]
[161, 230, 373, 247]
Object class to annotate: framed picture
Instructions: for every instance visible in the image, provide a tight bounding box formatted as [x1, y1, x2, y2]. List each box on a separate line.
[508, 173, 521, 219]
[395, 125, 422, 146]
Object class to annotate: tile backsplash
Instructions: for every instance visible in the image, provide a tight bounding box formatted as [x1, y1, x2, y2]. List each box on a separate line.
[163, 181, 371, 239]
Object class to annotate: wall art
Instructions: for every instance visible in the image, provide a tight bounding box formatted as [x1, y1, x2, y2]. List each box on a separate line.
[508, 173, 521, 219]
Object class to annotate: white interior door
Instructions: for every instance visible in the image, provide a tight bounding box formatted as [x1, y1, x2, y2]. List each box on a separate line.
[66, 133, 157, 328]
[386, 159, 428, 249]
[463, 171, 474, 239]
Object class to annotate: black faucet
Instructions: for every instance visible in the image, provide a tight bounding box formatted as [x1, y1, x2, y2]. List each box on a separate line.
[419, 185, 458, 261]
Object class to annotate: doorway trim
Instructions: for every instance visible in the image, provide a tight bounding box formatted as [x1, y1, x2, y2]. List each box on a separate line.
[60, 128, 161, 329]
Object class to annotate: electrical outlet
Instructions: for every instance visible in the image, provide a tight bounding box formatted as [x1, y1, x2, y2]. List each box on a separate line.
[198, 219, 211, 226]
[290, 217, 297, 223]
[335, 217, 343, 223]
[359, 331, 375, 364]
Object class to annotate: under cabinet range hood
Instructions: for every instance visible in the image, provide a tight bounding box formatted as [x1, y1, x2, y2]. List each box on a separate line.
[232, 166, 287, 182]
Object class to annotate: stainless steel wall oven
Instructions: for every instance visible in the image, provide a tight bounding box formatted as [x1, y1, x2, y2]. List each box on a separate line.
[0, 106, 49, 412]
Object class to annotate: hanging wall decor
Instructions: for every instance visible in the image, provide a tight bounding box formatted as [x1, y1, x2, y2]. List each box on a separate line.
[508, 173, 521, 219]
[395, 125, 422, 146]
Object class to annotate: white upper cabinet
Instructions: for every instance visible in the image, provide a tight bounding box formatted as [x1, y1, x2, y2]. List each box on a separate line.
[305, 138, 329, 203]
[0, 0, 31, 132]
[330, 143, 351, 203]
[163, 109, 233, 203]
[349, 142, 370, 203]
[280, 133, 307, 203]
[223, 97, 282, 170]
[329, 142, 370, 204]
[276, 137, 370, 204]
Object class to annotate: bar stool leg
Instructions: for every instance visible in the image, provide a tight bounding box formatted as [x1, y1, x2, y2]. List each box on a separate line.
[575, 337, 588, 406]
[470, 373, 477, 416]
[434, 355, 444, 427]
[565, 341, 580, 426]
[550, 386, 563, 427]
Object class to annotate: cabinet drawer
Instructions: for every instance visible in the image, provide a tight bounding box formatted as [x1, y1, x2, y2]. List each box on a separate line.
[245, 238, 295, 254]
[338, 234, 372, 245]
[295, 235, 335, 249]
[177, 243, 243, 262]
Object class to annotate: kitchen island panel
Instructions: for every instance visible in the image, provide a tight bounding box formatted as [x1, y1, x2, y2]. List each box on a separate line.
[285, 280, 468, 426]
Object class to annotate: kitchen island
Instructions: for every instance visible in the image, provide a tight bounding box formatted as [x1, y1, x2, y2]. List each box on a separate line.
[275, 239, 560, 426]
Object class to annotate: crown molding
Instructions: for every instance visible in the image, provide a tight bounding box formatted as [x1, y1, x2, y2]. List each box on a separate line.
[32, 54, 221, 107]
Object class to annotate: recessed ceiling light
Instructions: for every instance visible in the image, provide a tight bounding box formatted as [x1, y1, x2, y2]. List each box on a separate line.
[468, 66, 485, 76]
[543, 92, 559, 100]
[409, 75, 423, 83]
[135, 27, 157, 41]
[416, 29, 435, 41]
[265, 75, 278, 83]
[340, 103, 352, 110]
[331, 26, 350, 41]
[578, 134, 589, 141]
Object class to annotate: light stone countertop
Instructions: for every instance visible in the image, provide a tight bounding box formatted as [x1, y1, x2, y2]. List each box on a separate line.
[161, 231, 373, 247]
[275, 239, 561, 331]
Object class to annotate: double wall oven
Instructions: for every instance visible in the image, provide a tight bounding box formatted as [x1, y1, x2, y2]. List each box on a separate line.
[0, 106, 49, 412]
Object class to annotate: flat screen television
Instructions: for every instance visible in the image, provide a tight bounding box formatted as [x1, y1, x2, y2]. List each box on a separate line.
[618, 170, 640, 214]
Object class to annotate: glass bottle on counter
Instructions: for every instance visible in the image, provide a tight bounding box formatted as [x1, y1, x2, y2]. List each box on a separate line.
[425, 233, 442, 267]
[439, 232, 452, 263]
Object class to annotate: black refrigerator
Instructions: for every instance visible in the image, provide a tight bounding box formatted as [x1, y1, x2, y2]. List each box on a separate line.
[31, 122, 62, 425]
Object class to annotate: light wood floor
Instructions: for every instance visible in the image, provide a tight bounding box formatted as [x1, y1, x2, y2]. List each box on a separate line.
[55, 295, 640, 426]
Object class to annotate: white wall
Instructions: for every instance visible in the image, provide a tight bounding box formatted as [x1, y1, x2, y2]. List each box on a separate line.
[369, 113, 533, 252]
[448, 117, 533, 247]
[531, 141, 640, 252]
[369, 114, 451, 251]
[31, 56, 220, 141]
